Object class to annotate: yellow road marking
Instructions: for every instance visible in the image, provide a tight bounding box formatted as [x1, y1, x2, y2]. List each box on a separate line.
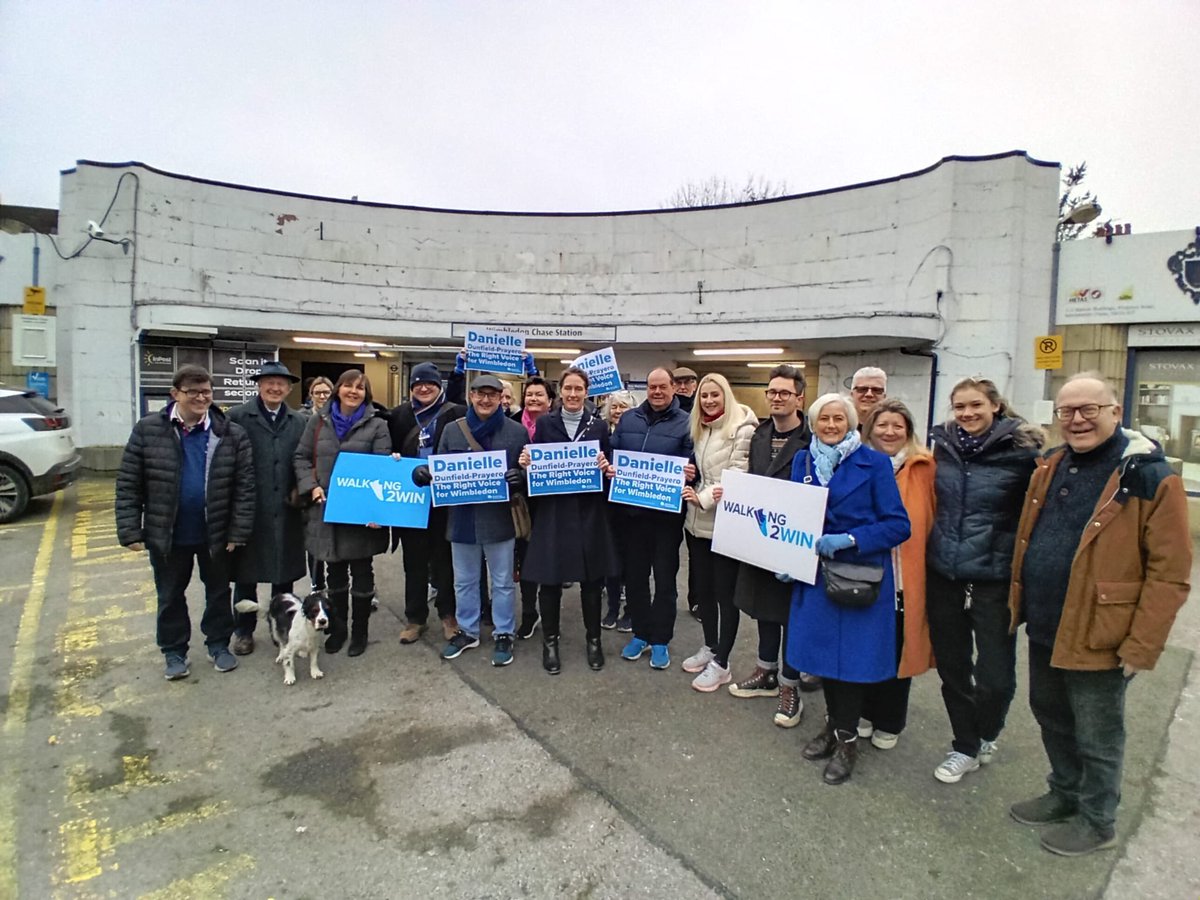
[58, 817, 113, 884]
[114, 801, 229, 845]
[137, 853, 255, 900]
[0, 491, 62, 898]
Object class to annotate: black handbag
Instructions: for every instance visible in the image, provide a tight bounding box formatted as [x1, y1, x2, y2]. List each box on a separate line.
[821, 559, 883, 608]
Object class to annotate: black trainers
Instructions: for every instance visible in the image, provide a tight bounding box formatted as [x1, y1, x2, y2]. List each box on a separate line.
[517, 613, 540, 640]
[1039, 820, 1117, 856]
[441, 631, 480, 660]
[727, 666, 780, 698]
[492, 634, 515, 666]
[1011, 792, 1078, 826]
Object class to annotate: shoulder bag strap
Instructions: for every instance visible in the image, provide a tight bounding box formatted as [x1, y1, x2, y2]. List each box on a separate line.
[456, 417, 484, 452]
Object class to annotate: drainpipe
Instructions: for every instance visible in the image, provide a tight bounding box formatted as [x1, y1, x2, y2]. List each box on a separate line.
[900, 346, 938, 445]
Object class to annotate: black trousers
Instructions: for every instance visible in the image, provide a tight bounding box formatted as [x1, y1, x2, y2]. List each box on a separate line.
[233, 580, 295, 637]
[926, 571, 1016, 756]
[756, 620, 800, 682]
[148, 543, 234, 656]
[400, 524, 456, 625]
[823, 678, 874, 734]
[539, 579, 604, 640]
[686, 532, 741, 667]
[619, 512, 684, 645]
[862, 605, 911, 733]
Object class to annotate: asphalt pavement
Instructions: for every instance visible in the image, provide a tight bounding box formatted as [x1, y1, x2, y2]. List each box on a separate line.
[0, 476, 1197, 899]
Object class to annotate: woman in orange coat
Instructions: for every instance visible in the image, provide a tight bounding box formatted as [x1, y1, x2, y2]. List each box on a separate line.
[857, 399, 936, 750]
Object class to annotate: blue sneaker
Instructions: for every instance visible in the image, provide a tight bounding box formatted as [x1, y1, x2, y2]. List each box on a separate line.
[163, 653, 189, 681]
[649, 644, 670, 670]
[209, 646, 238, 672]
[621, 637, 649, 661]
[492, 634, 515, 667]
[442, 631, 480, 660]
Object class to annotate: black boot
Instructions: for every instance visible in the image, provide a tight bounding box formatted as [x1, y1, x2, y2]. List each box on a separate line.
[802, 719, 836, 760]
[542, 636, 561, 674]
[586, 637, 605, 671]
[823, 730, 858, 785]
[325, 590, 349, 654]
[347, 594, 371, 657]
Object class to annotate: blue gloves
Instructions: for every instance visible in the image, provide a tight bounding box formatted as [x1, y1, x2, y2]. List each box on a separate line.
[815, 533, 855, 558]
[774, 572, 795, 583]
[522, 352, 540, 376]
[454, 351, 467, 375]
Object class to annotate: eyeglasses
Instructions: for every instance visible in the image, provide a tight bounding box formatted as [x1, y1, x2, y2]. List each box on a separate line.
[852, 386, 885, 396]
[764, 389, 797, 399]
[179, 389, 213, 400]
[311, 389, 332, 398]
[1053, 404, 1115, 422]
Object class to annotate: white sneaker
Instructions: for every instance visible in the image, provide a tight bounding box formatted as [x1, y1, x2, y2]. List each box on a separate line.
[682, 645, 715, 674]
[691, 660, 731, 693]
[934, 751, 980, 784]
[870, 729, 899, 750]
[979, 739, 998, 764]
[857, 718, 875, 739]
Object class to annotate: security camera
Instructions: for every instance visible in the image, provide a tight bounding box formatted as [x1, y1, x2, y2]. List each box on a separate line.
[87, 220, 104, 237]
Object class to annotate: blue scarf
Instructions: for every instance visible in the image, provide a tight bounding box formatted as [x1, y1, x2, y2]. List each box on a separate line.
[329, 399, 367, 440]
[809, 430, 862, 486]
[466, 404, 505, 449]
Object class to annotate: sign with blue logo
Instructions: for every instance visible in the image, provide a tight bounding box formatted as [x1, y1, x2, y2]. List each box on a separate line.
[570, 346, 623, 396]
[429, 450, 510, 507]
[465, 327, 527, 376]
[26, 371, 50, 398]
[607, 449, 687, 513]
[323, 453, 431, 528]
[711, 469, 828, 584]
[526, 440, 603, 497]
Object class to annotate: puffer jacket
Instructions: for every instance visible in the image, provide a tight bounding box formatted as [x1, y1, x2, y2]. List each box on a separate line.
[1009, 430, 1191, 671]
[610, 397, 693, 519]
[115, 403, 255, 555]
[927, 416, 1043, 582]
[684, 403, 756, 539]
[294, 403, 392, 562]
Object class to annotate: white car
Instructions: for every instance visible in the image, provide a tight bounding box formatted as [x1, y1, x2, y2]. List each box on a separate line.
[0, 386, 82, 522]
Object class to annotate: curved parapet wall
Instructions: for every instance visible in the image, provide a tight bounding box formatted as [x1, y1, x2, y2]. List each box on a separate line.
[54, 152, 1058, 450]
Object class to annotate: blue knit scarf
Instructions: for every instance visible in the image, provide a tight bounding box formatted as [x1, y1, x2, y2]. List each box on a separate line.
[809, 430, 861, 486]
[329, 399, 366, 440]
[466, 404, 505, 449]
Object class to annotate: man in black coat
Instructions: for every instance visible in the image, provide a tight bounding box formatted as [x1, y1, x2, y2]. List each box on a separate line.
[227, 361, 308, 656]
[388, 362, 466, 644]
[115, 365, 255, 680]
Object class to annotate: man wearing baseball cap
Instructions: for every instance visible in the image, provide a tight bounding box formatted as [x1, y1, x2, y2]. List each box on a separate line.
[387, 362, 466, 645]
[228, 361, 308, 655]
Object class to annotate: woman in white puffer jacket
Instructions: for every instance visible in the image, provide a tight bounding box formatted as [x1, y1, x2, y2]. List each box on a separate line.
[682, 373, 757, 692]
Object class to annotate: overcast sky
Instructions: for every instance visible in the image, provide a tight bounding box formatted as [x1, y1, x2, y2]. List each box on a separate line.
[2, 1, 1195, 232]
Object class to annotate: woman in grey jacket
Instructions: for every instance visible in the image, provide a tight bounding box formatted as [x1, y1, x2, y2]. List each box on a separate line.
[294, 370, 392, 657]
[926, 377, 1044, 784]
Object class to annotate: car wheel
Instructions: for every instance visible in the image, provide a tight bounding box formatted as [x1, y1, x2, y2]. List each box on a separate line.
[0, 464, 30, 523]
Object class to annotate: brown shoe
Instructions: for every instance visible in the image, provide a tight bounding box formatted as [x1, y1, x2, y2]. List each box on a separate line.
[441, 616, 459, 641]
[822, 730, 858, 785]
[399, 622, 426, 644]
[231, 633, 254, 656]
[802, 720, 837, 760]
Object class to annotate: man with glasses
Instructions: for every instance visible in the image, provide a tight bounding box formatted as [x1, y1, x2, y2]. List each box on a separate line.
[850, 366, 888, 425]
[1008, 372, 1191, 856]
[116, 365, 256, 680]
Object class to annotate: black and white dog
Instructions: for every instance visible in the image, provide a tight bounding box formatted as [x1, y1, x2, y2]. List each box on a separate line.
[234, 592, 331, 685]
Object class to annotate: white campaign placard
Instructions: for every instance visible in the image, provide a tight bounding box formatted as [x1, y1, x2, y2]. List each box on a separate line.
[711, 468, 829, 584]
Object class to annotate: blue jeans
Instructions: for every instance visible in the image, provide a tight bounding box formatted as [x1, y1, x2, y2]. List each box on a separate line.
[451, 540, 516, 639]
[1028, 640, 1128, 833]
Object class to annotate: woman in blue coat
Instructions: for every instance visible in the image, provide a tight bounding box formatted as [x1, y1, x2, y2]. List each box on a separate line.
[785, 393, 910, 785]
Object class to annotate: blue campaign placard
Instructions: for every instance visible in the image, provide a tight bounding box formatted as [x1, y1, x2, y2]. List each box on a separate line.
[571, 347, 622, 396]
[607, 449, 687, 513]
[526, 440, 603, 497]
[26, 371, 50, 398]
[465, 327, 526, 376]
[323, 453, 431, 528]
[430, 450, 510, 507]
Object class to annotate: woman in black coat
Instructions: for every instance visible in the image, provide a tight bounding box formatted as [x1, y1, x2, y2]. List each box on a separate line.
[519, 367, 617, 673]
[926, 377, 1044, 785]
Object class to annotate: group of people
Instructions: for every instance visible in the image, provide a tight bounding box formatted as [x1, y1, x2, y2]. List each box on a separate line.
[115, 355, 1190, 858]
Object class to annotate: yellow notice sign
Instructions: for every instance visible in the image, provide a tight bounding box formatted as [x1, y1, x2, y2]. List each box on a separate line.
[1034, 334, 1063, 370]
[23, 286, 46, 315]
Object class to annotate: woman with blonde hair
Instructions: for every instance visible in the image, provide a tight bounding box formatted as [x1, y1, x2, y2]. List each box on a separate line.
[681, 373, 756, 691]
[857, 398, 937, 750]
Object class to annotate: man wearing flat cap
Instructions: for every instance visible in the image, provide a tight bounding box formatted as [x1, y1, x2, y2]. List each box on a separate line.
[228, 360, 309, 655]
[672, 367, 699, 414]
[388, 362, 466, 645]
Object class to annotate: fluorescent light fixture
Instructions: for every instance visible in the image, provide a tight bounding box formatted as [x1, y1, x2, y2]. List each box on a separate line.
[559, 359, 576, 364]
[353, 352, 376, 359]
[693, 347, 784, 357]
[747, 361, 806, 368]
[145, 324, 218, 336]
[293, 336, 388, 348]
[526, 347, 580, 356]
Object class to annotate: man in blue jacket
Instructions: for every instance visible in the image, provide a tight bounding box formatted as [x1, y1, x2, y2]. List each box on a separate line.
[606, 366, 694, 670]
